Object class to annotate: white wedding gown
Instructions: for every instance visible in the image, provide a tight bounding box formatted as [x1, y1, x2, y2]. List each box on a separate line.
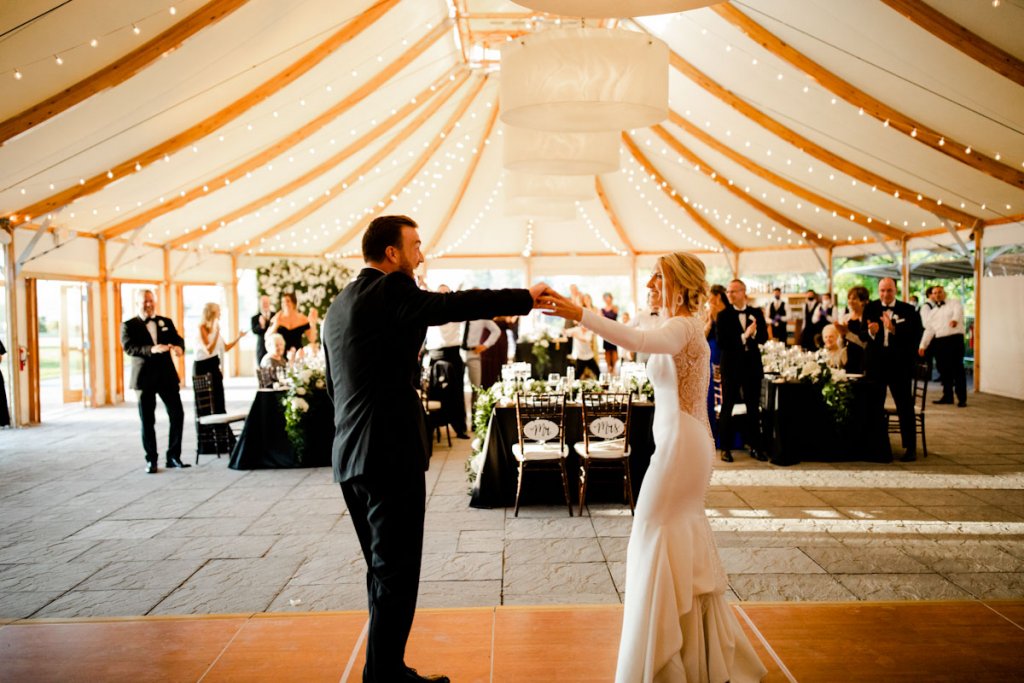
[580, 309, 766, 683]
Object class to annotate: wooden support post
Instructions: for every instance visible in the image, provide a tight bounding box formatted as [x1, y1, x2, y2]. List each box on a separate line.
[26, 278, 40, 424]
[901, 238, 911, 301]
[524, 257, 533, 287]
[630, 256, 639, 315]
[97, 237, 111, 404]
[973, 226, 985, 393]
[827, 246, 834, 297]
[4, 228, 21, 425]
[229, 254, 240, 378]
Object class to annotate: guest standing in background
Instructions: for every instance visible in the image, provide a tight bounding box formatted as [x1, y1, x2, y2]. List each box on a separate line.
[703, 284, 728, 446]
[601, 292, 620, 374]
[481, 316, 517, 388]
[463, 316, 501, 392]
[565, 324, 601, 379]
[800, 290, 824, 350]
[864, 277, 923, 461]
[269, 292, 318, 357]
[424, 285, 469, 439]
[919, 285, 967, 407]
[121, 289, 188, 473]
[768, 287, 787, 343]
[251, 295, 275, 365]
[832, 286, 870, 374]
[0, 338, 10, 427]
[194, 303, 246, 414]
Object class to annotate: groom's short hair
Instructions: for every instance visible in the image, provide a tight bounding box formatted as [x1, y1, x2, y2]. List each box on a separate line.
[363, 215, 417, 263]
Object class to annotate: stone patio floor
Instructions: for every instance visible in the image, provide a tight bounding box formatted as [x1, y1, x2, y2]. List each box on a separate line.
[1, 379, 1022, 620]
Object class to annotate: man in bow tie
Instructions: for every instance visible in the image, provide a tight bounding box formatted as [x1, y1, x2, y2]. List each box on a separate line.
[864, 278, 923, 461]
[918, 285, 967, 407]
[716, 279, 769, 463]
[121, 289, 188, 473]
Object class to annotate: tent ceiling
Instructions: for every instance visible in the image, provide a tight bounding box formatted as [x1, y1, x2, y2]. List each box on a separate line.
[1, 0, 1022, 277]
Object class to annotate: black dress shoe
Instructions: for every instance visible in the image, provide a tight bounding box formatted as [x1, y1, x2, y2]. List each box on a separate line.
[899, 450, 917, 462]
[400, 669, 449, 683]
[455, 433, 470, 440]
[720, 451, 733, 463]
[166, 458, 192, 468]
[145, 462, 158, 474]
[751, 449, 769, 462]
[932, 397, 954, 405]
[957, 401, 967, 407]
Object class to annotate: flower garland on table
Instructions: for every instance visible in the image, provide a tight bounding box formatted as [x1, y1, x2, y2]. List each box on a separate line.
[626, 376, 654, 401]
[760, 341, 853, 431]
[281, 356, 327, 462]
[465, 378, 550, 484]
[257, 259, 353, 318]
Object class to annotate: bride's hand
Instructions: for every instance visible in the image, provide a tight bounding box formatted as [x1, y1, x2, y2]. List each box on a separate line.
[537, 294, 583, 322]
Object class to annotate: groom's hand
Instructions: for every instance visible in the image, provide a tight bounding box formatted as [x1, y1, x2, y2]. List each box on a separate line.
[529, 282, 557, 304]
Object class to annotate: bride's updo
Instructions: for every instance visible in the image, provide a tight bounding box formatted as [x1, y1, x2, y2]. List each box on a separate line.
[657, 251, 708, 316]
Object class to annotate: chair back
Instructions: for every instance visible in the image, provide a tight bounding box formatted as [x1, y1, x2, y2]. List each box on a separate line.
[913, 361, 929, 411]
[580, 392, 631, 452]
[256, 367, 277, 389]
[514, 393, 566, 453]
[711, 363, 723, 410]
[193, 373, 217, 418]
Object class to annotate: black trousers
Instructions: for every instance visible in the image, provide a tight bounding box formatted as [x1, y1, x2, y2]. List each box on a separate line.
[879, 368, 916, 451]
[575, 357, 600, 380]
[719, 370, 763, 452]
[933, 335, 966, 402]
[193, 357, 226, 414]
[428, 347, 466, 433]
[341, 472, 426, 683]
[137, 385, 184, 463]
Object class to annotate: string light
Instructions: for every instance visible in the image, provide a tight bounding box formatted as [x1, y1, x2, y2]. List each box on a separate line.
[522, 219, 534, 257]
[578, 202, 628, 256]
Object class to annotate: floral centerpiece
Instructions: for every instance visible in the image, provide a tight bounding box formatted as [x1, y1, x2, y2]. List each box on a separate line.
[281, 355, 327, 462]
[523, 329, 556, 377]
[257, 259, 353, 318]
[759, 341, 853, 429]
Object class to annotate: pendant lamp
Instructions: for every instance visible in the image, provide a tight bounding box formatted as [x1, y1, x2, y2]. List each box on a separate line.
[504, 197, 578, 221]
[505, 171, 595, 202]
[510, 0, 720, 17]
[500, 28, 668, 132]
[503, 125, 620, 175]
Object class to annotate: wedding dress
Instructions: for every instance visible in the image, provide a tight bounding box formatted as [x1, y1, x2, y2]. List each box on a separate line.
[580, 309, 766, 683]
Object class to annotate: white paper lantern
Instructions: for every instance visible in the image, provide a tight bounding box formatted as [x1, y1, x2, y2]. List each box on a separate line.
[500, 28, 668, 132]
[506, 171, 595, 202]
[504, 125, 620, 175]
[511, 0, 720, 17]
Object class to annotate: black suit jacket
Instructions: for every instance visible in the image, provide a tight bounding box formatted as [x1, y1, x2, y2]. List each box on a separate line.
[121, 316, 184, 391]
[251, 310, 274, 359]
[863, 299, 922, 375]
[323, 268, 533, 484]
[716, 304, 768, 380]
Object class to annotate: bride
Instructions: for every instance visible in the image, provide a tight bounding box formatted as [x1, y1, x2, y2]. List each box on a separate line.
[540, 252, 766, 683]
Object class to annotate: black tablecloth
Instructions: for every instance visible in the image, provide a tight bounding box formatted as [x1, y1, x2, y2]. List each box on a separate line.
[229, 389, 333, 469]
[514, 341, 572, 379]
[470, 403, 656, 509]
[761, 378, 891, 465]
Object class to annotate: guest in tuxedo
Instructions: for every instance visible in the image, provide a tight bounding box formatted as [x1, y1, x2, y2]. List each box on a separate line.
[194, 303, 245, 414]
[918, 285, 967, 407]
[121, 289, 188, 474]
[768, 287, 787, 343]
[864, 277, 923, 461]
[251, 295, 275, 365]
[918, 285, 941, 383]
[832, 286, 870, 374]
[716, 279, 768, 462]
[0, 338, 9, 427]
[322, 215, 543, 683]
[820, 293, 835, 324]
[799, 290, 824, 350]
[424, 285, 469, 439]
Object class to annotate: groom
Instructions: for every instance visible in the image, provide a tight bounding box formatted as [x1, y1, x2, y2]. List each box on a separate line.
[322, 215, 546, 683]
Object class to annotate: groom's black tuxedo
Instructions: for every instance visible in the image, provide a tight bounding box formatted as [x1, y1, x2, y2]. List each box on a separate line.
[322, 267, 532, 681]
[121, 315, 185, 465]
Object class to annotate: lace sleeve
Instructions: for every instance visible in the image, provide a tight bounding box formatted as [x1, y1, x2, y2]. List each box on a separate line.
[580, 309, 692, 355]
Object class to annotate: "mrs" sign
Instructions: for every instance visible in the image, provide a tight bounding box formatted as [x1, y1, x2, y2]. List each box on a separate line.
[589, 416, 625, 439]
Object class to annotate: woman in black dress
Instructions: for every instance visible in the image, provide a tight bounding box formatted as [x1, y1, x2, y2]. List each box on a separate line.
[0, 339, 10, 427]
[833, 285, 870, 374]
[268, 292, 318, 358]
[601, 292, 619, 373]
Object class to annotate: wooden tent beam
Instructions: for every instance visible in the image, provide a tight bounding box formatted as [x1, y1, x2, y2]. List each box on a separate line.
[165, 66, 459, 250]
[666, 111, 907, 241]
[650, 125, 833, 249]
[103, 20, 452, 242]
[713, 4, 1024, 191]
[656, 28, 980, 227]
[622, 133, 740, 254]
[324, 75, 490, 255]
[245, 71, 478, 256]
[0, 0, 249, 146]
[595, 177, 636, 255]
[423, 102, 500, 255]
[879, 0, 1024, 88]
[12, 0, 404, 224]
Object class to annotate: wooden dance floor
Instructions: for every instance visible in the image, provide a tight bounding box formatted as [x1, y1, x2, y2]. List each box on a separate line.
[2, 601, 1022, 682]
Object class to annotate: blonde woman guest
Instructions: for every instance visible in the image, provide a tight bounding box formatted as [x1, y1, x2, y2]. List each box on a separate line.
[195, 303, 246, 414]
[821, 324, 847, 370]
[540, 253, 766, 683]
[269, 292, 318, 355]
[260, 332, 288, 371]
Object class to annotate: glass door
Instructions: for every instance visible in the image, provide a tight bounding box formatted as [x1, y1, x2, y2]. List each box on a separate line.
[60, 284, 86, 404]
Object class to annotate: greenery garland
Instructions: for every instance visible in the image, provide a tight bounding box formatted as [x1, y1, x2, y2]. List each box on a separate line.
[281, 358, 327, 463]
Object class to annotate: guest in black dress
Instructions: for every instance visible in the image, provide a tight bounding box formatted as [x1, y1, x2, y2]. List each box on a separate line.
[601, 293, 619, 373]
[833, 286, 870, 374]
[0, 338, 10, 427]
[480, 316, 517, 388]
[269, 292, 318, 358]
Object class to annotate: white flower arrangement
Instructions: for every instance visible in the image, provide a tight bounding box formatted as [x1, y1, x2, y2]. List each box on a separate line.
[257, 258, 353, 317]
[759, 341, 855, 430]
[281, 355, 328, 461]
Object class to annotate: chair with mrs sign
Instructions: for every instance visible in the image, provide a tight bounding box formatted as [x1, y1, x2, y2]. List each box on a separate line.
[577, 392, 634, 516]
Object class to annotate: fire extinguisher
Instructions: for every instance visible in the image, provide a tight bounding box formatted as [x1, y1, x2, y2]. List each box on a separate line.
[18, 345, 27, 371]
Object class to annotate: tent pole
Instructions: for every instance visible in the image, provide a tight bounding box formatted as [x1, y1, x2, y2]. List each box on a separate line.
[973, 225, 984, 393]
[900, 237, 910, 301]
[3, 224, 21, 426]
[827, 246, 834, 297]
[98, 237, 112, 404]
[630, 255, 638, 315]
[229, 254, 240, 378]
[524, 256, 532, 287]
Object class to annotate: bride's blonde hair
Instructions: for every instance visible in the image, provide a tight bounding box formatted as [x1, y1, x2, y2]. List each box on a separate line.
[656, 252, 708, 316]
